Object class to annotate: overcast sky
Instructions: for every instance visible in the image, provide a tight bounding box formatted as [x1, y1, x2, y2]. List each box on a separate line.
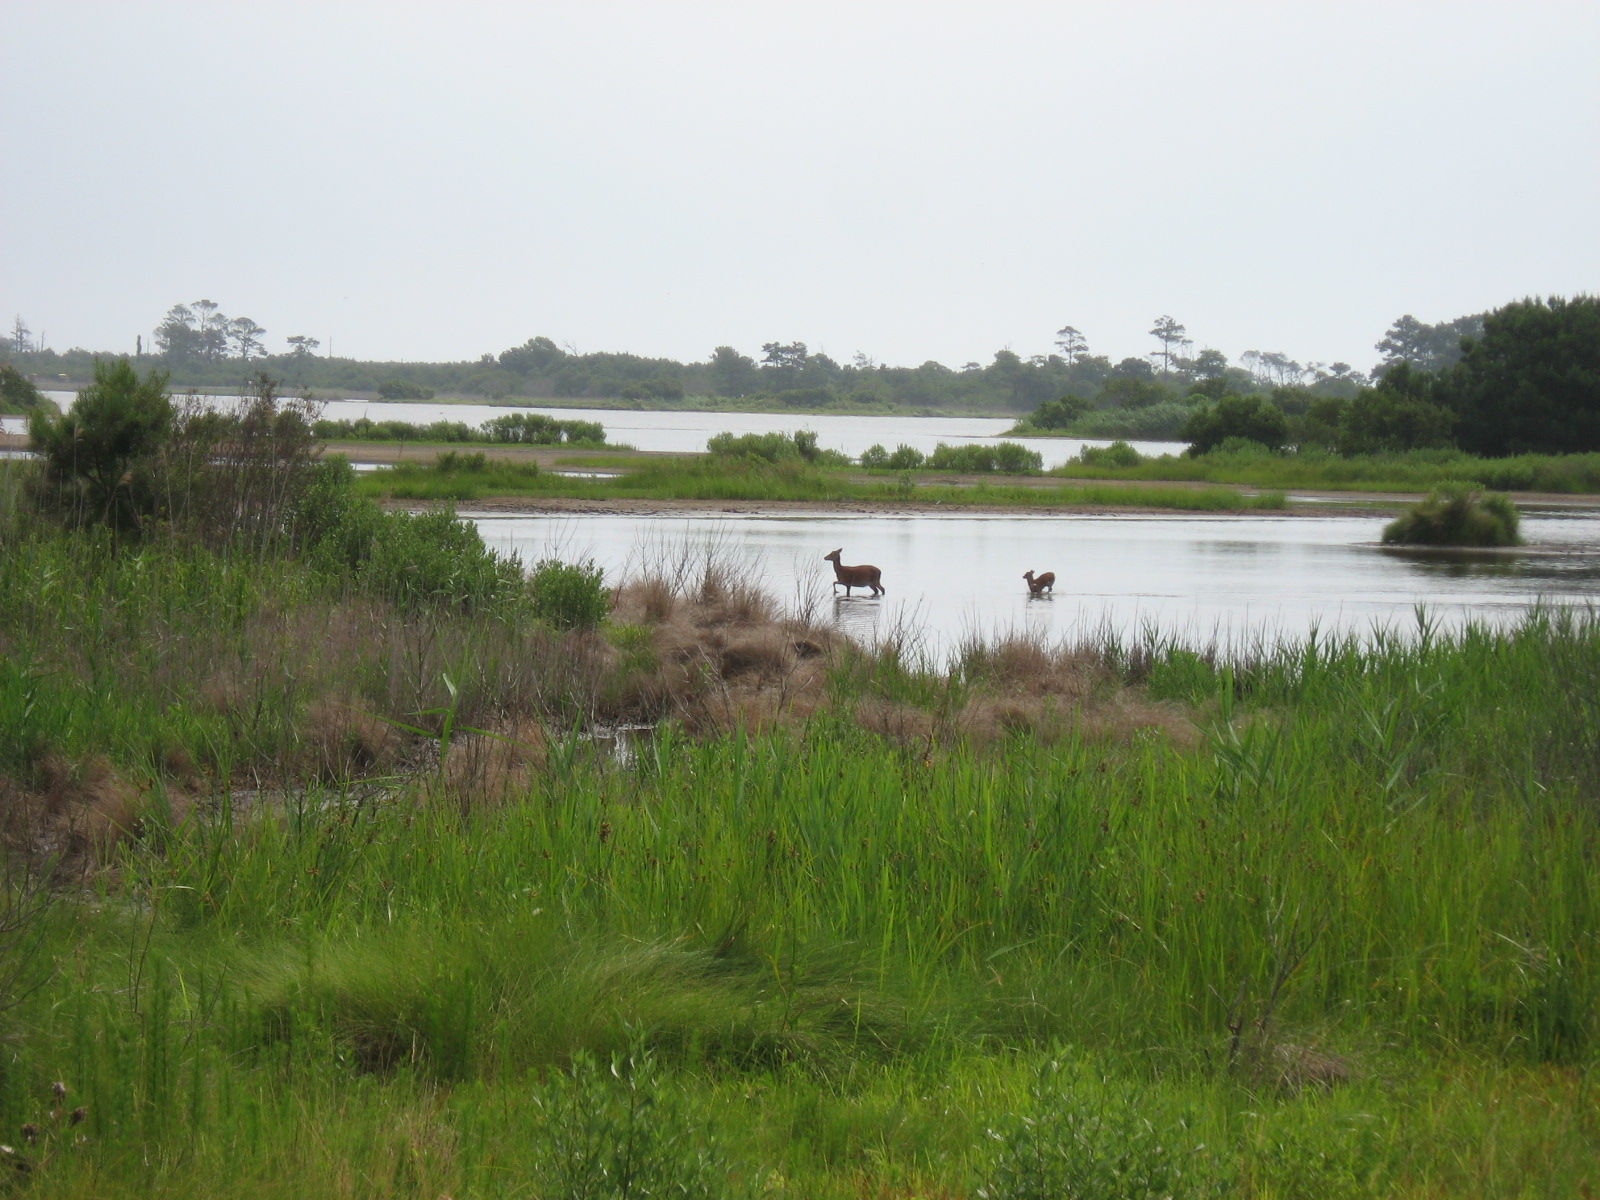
[4, 1, 1597, 376]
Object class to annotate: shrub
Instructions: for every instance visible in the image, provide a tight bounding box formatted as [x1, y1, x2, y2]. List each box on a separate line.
[860, 443, 926, 470]
[28, 358, 173, 535]
[163, 375, 324, 552]
[993, 441, 1044, 473]
[1382, 484, 1522, 547]
[559, 419, 606, 445]
[1077, 440, 1143, 469]
[376, 379, 435, 400]
[1183, 395, 1288, 455]
[707, 430, 824, 464]
[362, 507, 525, 613]
[533, 1050, 732, 1200]
[0, 364, 45, 415]
[1027, 394, 1091, 431]
[978, 1055, 1224, 1200]
[926, 442, 1042, 473]
[529, 559, 609, 630]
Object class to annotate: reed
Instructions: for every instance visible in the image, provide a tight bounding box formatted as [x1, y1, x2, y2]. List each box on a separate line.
[1, 504, 1596, 1194]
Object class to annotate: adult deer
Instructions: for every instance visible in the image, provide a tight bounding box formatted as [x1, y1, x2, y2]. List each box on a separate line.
[824, 549, 885, 598]
[1023, 569, 1056, 596]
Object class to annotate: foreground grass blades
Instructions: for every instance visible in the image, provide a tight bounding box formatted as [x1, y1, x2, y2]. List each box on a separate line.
[3, 633, 1598, 1191]
[0, 455, 1595, 1195]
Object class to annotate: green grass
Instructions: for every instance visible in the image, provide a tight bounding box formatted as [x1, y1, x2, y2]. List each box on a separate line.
[1050, 446, 1600, 494]
[1, 465, 1595, 1195]
[358, 455, 1286, 511]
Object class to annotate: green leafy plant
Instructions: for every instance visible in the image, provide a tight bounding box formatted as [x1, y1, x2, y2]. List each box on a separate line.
[27, 358, 173, 534]
[1077, 440, 1144, 469]
[532, 1049, 738, 1199]
[530, 558, 609, 630]
[978, 1055, 1225, 1199]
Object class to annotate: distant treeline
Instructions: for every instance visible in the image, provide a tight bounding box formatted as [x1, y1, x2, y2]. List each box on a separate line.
[6, 305, 1420, 421]
[7, 300, 1593, 458]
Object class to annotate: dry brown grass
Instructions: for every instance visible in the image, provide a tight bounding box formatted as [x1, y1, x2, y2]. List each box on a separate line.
[301, 696, 404, 781]
[613, 577, 676, 624]
[440, 718, 548, 805]
[853, 697, 938, 745]
[3, 755, 173, 866]
[1234, 1032, 1356, 1095]
[605, 562, 851, 731]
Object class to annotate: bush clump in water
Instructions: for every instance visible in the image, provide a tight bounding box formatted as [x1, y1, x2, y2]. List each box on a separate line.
[1382, 484, 1521, 547]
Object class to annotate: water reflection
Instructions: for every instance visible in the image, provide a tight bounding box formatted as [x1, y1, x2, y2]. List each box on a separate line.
[831, 596, 884, 645]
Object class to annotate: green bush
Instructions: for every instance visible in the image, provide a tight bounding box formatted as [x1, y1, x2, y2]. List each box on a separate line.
[291, 458, 386, 572]
[1027, 394, 1092, 431]
[0, 364, 45, 415]
[362, 507, 525, 613]
[978, 1055, 1224, 1200]
[705, 429, 845, 465]
[860, 443, 926, 470]
[1382, 485, 1522, 547]
[28, 358, 173, 535]
[993, 441, 1044, 473]
[1077, 440, 1143, 469]
[1183, 395, 1288, 455]
[927, 442, 1042, 473]
[529, 558, 609, 630]
[533, 1050, 733, 1200]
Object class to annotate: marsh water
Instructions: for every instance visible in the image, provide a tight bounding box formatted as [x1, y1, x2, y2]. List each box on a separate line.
[473, 508, 1600, 659]
[13, 396, 1600, 655]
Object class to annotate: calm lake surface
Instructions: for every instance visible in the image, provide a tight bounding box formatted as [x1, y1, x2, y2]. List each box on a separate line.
[24, 394, 1184, 465]
[473, 508, 1600, 660]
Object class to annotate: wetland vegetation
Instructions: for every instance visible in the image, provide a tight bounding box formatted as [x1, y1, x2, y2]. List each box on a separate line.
[0, 361, 1595, 1196]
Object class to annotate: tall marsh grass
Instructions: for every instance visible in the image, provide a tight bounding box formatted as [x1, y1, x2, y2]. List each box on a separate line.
[8, 606, 1597, 1192]
[1, 476, 1597, 1194]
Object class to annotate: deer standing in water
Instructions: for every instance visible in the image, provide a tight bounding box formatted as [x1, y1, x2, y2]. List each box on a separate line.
[1023, 570, 1056, 596]
[824, 549, 885, 598]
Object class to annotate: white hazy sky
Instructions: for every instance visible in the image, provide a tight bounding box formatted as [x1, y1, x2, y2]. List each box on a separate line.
[4, 1, 1597, 375]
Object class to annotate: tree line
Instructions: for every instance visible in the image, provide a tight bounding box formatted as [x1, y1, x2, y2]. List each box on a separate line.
[5, 302, 1384, 419]
[1167, 297, 1599, 458]
[5, 300, 1593, 458]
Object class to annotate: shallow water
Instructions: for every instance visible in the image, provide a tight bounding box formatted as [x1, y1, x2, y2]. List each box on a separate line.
[472, 508, 1600, 659]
